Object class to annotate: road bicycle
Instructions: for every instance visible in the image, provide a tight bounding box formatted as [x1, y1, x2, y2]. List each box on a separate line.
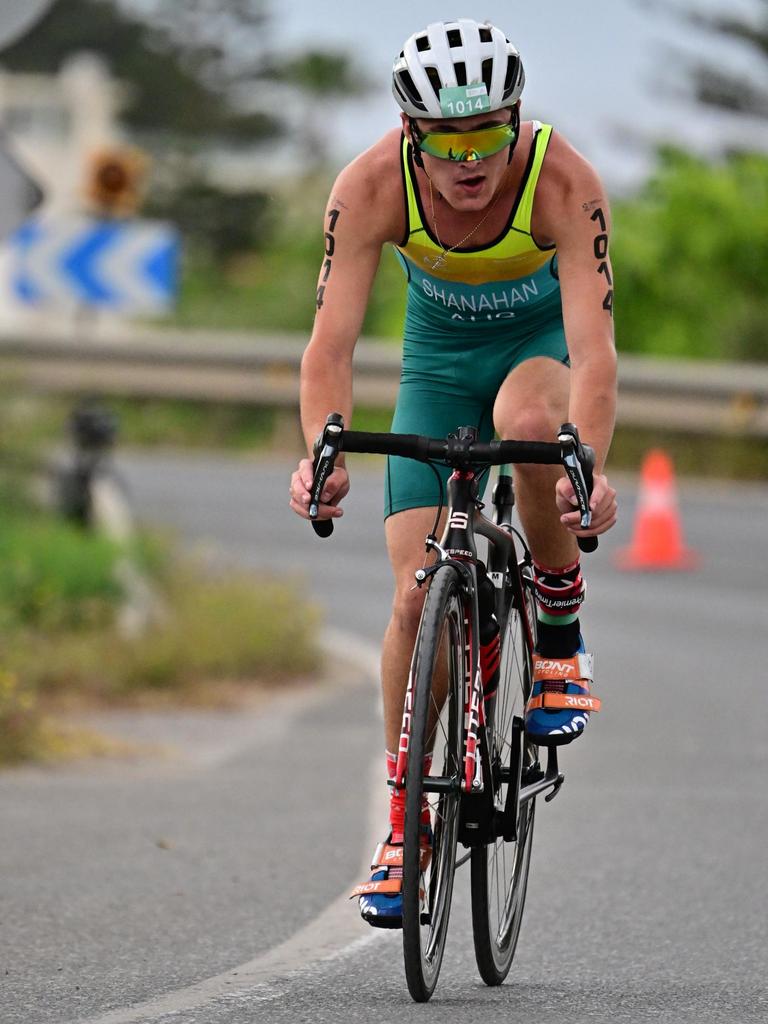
[308, 413, 597, 1002]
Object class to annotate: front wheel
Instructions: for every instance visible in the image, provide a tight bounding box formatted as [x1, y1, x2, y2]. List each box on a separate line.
[402, 567, 465, 1002]
[471, 569, 537, 985]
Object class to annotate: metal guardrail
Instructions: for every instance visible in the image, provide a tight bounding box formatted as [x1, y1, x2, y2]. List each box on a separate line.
[0, 327, 766, 437]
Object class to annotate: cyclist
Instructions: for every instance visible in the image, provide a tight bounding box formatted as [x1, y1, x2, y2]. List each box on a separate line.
[289, 19, 618, 927]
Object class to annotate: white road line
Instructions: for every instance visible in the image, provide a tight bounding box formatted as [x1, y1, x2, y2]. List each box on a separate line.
[77, 632, 388, 1024]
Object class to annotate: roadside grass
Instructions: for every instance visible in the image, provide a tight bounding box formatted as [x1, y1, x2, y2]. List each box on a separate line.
[0, 420, 321, 766]
[6, 564, 318, 700]
[0, 667, 135, 765]
[0, 548, 321, 766]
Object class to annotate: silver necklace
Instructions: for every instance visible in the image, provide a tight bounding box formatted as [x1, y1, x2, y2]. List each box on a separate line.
[426, 177, 504, 272]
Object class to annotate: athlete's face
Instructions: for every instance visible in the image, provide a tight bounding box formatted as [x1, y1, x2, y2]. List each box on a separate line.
[403, 107, 518, 212]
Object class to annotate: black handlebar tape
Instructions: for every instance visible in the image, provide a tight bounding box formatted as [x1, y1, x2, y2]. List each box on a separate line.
[340, 431, 439, 461]
[340, 431, 564, 466]
[493, 439, 562, 465]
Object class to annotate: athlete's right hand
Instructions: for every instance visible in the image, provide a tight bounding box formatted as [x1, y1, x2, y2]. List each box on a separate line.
[289, 459, 349, 521]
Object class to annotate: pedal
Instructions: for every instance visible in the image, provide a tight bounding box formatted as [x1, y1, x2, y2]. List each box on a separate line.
[544, 774, 565, 802]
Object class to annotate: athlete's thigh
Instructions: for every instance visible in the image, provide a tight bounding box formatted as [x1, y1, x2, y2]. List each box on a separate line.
[491, 311, 570, 438]
[493, 356, 570, 440]
[385, 380, 493, 518]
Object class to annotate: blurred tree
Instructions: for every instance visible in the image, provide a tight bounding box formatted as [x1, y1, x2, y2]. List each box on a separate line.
[684, 0, 768, 119]
[0, 0, 278, 142]
[268, 49, 373, 166]
[622, 3, 768, 365]
[149, 0, 270, 92]
[639, 0, 768, 120]
[275, 50, 371, 99]
[613, 147, 768, 362]
[145, 176, 273, 265]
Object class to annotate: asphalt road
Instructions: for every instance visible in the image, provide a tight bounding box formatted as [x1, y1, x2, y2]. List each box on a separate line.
[2, 451, 766, 1023]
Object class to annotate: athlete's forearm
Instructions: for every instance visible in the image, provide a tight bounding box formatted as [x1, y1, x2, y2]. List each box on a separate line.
[299, 341, 354, 460]
[567, 350, 617, 474]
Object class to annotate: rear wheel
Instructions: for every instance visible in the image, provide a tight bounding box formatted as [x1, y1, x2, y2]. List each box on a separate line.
[402, 568, 465, 1003]
[471, 568, 537, 985]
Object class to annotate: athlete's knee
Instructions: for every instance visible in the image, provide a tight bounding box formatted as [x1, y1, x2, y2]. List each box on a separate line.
[497, 403, 561, 444]
[385, 508, 443, 635]
[390, 579, 426, 635]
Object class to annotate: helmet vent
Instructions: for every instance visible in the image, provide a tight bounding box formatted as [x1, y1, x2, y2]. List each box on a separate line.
[481, 58, 494, 94]
[447, 28, 462, 47]
[396, 69, 427, 112]
[416, 34, 430, 52]
[503, 56, 519, 98]
[479, 27, 493, 43]
[425, 65, 443, 97]
[454, 61, 467, 87]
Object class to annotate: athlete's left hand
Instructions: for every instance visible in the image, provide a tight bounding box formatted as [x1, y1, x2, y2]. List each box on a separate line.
[556, 473, 617, 537]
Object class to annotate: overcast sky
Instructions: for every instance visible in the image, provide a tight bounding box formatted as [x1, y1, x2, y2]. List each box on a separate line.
[129, 0, 765, 191]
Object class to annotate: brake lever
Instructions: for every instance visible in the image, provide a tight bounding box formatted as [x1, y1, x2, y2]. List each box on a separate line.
[558, 423, 598, 554]
[309, 412, 344, 538]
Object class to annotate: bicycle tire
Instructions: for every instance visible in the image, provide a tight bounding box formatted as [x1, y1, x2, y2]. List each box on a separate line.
[470, 567, 537, 985]
[402, 567, 465, 1002]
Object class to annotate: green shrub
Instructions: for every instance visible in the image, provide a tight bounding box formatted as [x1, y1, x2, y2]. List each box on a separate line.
[0, 515, 123, 631]
[612, 148, 768, 362]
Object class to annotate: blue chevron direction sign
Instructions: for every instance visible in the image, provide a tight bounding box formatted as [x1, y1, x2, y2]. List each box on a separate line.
[9, 216, 179, 313]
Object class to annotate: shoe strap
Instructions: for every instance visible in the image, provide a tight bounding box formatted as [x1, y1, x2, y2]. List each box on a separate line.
[527, 692, 601, 713]
[371, 843, 403, 869]
[533, 652, 593, 683]
[371, 842, 431, 871]
[350, 878, 402, 899]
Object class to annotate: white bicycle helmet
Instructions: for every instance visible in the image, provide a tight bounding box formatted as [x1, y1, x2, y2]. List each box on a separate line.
[392, 19, 524, 119]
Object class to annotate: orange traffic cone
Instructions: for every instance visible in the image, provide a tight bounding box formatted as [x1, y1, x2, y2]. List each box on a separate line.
[614, 449, 700, 571]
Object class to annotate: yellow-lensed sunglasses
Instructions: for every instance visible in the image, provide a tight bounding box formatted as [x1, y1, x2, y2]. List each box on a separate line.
[413, 121, 517, 162]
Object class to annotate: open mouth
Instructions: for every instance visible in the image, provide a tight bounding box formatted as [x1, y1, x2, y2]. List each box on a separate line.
[456, 175, 485, 194]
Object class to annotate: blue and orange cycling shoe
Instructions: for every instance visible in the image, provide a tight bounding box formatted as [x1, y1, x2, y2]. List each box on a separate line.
[351, 829, 432, 929]
[524, 643, 601, 746]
